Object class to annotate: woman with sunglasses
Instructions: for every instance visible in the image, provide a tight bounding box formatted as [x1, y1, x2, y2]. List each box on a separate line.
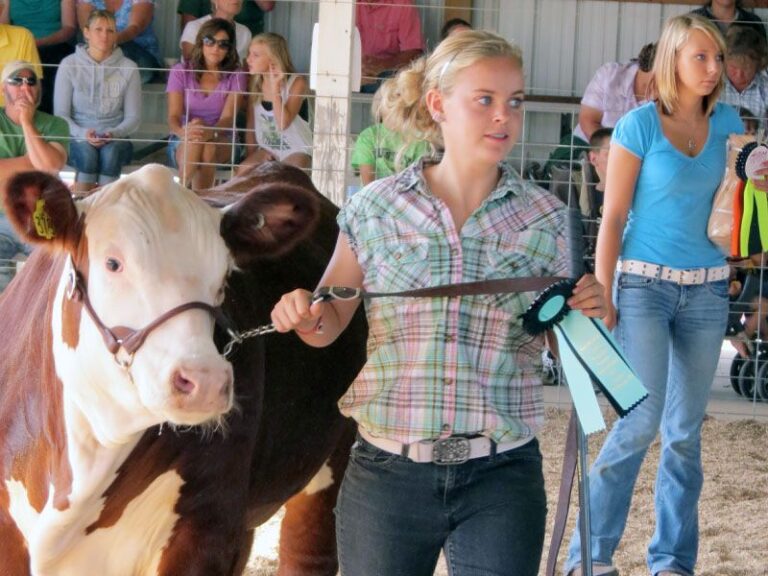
[54, 9, 140, 195]
[271, 30, 606, 576]
[166, 17, 245, 191]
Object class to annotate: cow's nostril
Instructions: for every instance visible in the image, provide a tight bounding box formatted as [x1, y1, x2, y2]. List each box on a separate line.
[173, 371, 195, 395]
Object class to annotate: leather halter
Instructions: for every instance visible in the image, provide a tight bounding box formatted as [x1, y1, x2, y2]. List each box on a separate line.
[64, 257, 235, 368]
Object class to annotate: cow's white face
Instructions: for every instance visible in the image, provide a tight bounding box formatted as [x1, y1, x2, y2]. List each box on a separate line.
[54, 165, 234, 440]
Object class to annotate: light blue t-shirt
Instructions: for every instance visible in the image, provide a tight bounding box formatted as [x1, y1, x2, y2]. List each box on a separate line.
[614, 101, 743, 268]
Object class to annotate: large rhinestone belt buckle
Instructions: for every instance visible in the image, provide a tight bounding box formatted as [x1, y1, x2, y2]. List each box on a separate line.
[432, 437, 471, 465]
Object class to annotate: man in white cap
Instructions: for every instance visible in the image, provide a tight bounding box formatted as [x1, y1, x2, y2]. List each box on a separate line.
[0, 60, 68, 190]
[0, 60, 69, 289]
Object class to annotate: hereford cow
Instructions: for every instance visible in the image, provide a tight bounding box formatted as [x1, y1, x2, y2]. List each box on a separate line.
[0, 163, 366, 576]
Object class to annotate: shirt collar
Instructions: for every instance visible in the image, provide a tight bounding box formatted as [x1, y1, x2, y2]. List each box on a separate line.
[394, 158, 527, 202]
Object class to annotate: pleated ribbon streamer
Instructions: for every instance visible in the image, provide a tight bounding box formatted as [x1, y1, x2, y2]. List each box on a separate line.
[521, 279, 648, 434]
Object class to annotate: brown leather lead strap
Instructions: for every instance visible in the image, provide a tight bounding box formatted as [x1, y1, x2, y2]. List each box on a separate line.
[546, 408, 579, 576]
[314, 277, 568, 303]
[363, 276, 566, 298]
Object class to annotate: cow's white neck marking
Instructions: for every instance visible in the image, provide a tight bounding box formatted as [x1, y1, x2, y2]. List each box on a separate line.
[302, 460, 334, 495]
[7, 470, 183, 576]
[6, 271, 184, 574]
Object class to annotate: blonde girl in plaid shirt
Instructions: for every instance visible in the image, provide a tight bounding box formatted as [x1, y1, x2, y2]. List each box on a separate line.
[272, 30, 606, 576]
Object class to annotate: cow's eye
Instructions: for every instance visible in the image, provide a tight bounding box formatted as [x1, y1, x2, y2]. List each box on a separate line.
[105, 257, 123, 273]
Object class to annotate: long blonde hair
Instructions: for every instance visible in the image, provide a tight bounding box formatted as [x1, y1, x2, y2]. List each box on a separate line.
[377, 30, 523, 149]
[653, 14, 725, 116]
[248, 33, 296, 106]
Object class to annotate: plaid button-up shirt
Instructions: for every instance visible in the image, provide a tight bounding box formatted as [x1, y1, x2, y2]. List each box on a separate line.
[338, 160, 569, 444]
[721, 72, 768, 130]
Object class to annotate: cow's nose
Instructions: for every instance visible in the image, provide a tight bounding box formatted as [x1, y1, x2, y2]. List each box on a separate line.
[171, 361, 233, 413]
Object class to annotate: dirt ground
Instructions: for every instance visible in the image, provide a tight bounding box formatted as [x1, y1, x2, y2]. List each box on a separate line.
[245, 407, 768, 576]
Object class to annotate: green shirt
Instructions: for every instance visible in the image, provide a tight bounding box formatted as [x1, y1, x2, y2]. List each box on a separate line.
[351, 124, 430, 180]
[0, 108, 70, 159]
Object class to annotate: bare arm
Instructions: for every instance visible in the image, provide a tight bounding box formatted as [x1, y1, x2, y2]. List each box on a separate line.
[273, 74, 308, 131]
[359, 165, 375, 186]
[19, 120, 67, 173]
[167, 90, 186, 137]
[76, 0, 92, 28]
[243, 100, 256, 146]
[577, 105, 604, 142]
[181, 41, 193, 62]
[116, 1, 153, 45]
[212, 90, 239, 132]
[594, 143, 641, 328]
[34, 0, 76, 46]
[0, 1, 9, 23]
[362, 49, 422, 78]
[271, 233, 364, 347]
[253, 1, 275, 11]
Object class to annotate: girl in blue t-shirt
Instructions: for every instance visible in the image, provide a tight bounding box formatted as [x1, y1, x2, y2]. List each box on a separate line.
[566, 14, 768, 576]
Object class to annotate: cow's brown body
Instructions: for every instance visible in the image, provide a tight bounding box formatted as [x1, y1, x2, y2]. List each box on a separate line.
[0, 164, 366, 575]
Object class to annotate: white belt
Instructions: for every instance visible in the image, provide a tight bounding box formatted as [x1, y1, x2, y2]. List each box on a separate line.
[617, 259, 729, 285]
[359, 428, 531, 465]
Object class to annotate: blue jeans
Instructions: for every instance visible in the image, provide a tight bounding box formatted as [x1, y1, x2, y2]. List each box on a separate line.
[336, 435, 547, 576]
[69, 139, 133, 185]
[565, 273, 729, 576]
[0, 213, 30, 291]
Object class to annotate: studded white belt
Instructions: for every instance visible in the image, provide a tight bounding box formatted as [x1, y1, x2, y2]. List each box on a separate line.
[617, 259, 729, 285]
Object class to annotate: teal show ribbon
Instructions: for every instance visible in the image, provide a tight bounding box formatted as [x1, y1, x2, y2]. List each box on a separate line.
[521, 279, 648, 435]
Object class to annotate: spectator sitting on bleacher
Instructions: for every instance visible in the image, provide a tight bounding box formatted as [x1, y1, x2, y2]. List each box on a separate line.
[167, 18, 246, 191]
[440, 17, 471, 40]
[690, 0, 766, 40]
[181, 0, 252, 63]
[720, 25, 768, 130]
[238, 32, 312, 173]
[583, 127, 612, 257]
[0, 60, 68, 190]
[178, 0, 274, 37]
[357, 0, 424, 94]
[0, 60, 68, 286]
[54, 8, 140, 195]
[543, 42, 655, 180]
[0, 23, 41, 107]
[0, 0, 76, 115]
[351, 86, 429, 186]
[77, 0, 161, 84]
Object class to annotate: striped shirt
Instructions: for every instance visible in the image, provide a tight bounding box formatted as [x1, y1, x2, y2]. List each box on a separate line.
[337, 160, 569, 444]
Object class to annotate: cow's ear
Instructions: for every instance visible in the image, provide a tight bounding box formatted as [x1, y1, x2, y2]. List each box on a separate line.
[219, 171, 320, 266]
[3, 171, 81, 250]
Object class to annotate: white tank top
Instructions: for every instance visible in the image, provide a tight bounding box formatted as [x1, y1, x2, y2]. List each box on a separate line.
[253, 75, 313, 160]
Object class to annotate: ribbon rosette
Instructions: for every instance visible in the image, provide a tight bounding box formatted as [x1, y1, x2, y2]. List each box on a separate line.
[522, 279, 648, 434]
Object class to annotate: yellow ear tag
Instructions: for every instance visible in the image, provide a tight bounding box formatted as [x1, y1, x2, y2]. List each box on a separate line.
[33, 199, 56, 240]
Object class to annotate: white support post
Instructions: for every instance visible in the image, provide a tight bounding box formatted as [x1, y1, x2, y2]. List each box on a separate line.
[311, 0, 355, 206]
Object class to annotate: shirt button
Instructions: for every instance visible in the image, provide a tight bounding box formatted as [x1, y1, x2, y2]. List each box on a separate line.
[451, 248, 459, 256]
[444, 378, 453, 386]
[442, 424, 451, 432]
[394, 252, 402, 260]
[445, 334, 456, 343]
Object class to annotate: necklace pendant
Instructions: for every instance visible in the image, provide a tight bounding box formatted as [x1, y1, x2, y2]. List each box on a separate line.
[687, 137, 695, 153]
